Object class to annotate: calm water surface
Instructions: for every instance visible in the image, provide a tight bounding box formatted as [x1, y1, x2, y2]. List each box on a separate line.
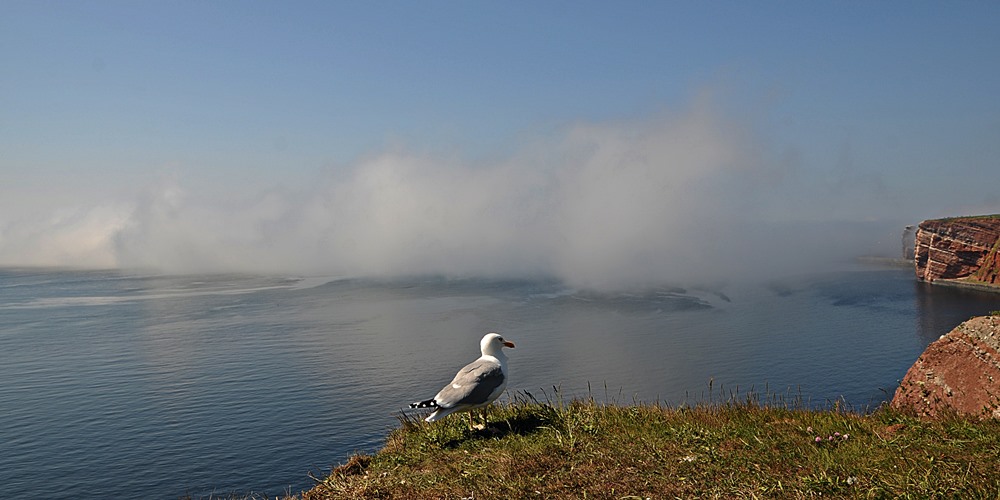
[2, 266, 1000, 499]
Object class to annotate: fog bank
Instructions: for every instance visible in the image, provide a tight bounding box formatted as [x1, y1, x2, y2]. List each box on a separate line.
[0, 99, 918, 289]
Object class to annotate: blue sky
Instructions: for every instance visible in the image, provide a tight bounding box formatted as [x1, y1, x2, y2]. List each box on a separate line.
[2, 1, 999, 284]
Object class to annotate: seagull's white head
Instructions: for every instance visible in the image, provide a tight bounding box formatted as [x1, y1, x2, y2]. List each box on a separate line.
[480, 332, 515, 357]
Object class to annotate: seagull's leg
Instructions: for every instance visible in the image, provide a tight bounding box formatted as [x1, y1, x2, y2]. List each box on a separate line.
[469, 409, 487, 431]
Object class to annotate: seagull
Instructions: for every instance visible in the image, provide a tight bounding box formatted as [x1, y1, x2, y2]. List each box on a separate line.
[409, 332, 515, 429]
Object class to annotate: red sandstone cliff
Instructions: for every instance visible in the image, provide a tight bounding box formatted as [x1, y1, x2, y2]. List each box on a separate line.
[914, 216, 1000, 284]
[891, 315, 1000, 419]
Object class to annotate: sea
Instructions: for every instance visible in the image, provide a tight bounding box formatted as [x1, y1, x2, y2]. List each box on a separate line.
[3, 264, 1000, 499]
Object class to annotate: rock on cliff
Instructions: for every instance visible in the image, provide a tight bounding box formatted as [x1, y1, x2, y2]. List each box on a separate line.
[914, 215, 1000, 284]
[891, 315, 1000, 419]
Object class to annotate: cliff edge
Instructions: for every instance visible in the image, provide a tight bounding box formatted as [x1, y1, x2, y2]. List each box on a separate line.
[914, 215, 1000, 285]
[891, 315, 1000, 419]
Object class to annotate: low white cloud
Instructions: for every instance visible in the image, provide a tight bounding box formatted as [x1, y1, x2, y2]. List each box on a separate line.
[0, 96, 914, 288]
[0, 204, 129, 269]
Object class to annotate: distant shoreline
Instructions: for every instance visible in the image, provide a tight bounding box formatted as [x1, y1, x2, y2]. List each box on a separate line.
[853, 256, 1000, 294]
[925, 277, 1000, 294]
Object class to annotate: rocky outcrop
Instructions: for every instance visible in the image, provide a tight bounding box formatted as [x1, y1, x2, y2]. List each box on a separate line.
[891, 315, 1000, 419]
[914, 216, 1000, 284]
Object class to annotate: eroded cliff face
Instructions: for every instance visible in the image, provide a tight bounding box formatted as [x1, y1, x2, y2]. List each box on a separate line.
[891, 315, 1000, 419]
[914, 216, 1000, 284]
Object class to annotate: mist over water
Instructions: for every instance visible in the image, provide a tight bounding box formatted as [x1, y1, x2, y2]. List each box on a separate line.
[0, 98, 913, 288]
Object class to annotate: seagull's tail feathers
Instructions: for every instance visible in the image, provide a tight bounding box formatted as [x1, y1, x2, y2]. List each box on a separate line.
[409, 399, 458, 422]
[409, 398, 438, 409]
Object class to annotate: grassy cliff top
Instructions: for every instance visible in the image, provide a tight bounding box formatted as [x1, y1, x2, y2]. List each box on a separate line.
[928, 214, 1000, 222]
[299, 392, 1000, 499]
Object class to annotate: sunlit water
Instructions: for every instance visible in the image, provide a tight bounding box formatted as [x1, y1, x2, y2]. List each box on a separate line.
[3, 265, 1000, 498]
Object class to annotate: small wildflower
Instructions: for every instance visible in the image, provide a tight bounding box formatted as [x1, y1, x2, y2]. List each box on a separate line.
[834, 432, 841, 438]
[806, 426, 813, 433]
[842, 433, 849, 440]
[815, 436, 822, 443]
[828, 435, 835, 441]
[847, 476, 857, 485]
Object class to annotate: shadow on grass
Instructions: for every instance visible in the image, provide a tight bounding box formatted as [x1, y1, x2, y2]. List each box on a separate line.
[436, 410, 551, 449]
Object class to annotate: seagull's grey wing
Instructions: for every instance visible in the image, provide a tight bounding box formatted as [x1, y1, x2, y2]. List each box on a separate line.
[433, 358, 504, 409]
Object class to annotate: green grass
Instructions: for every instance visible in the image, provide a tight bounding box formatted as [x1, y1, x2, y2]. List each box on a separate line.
[299, 390, 1000, 499]
[931, 214, 1000, 222]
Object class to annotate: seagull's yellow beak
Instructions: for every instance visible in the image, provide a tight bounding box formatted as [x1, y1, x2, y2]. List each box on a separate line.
[503, 340, 516, 348]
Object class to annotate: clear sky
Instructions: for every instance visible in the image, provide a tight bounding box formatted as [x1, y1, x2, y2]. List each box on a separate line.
[2, 1, 999, 285]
